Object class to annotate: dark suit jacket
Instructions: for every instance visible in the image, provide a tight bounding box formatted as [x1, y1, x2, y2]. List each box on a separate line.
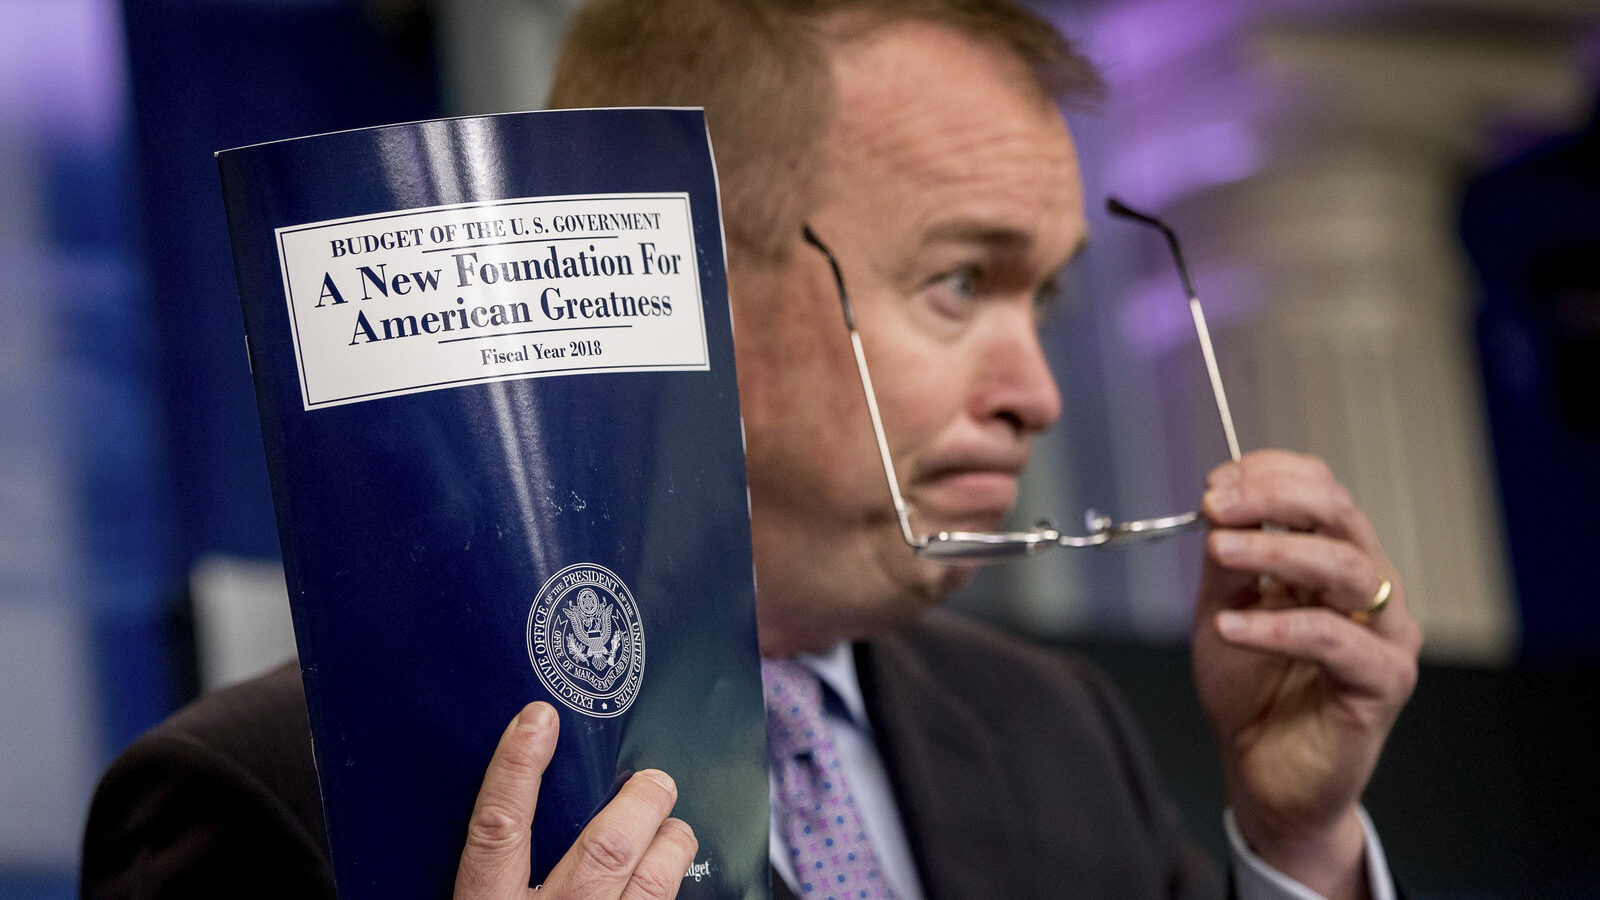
[82, 610, 1222, 899]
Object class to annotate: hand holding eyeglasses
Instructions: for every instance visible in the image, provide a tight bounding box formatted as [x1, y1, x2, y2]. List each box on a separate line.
[1192, 450, 1420, 897]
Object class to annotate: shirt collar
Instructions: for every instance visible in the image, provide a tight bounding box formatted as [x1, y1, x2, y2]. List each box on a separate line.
[794, 642, 870, 729]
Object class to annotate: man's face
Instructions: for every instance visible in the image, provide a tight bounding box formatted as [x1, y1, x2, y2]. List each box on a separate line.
[733, 20, 1088, 656]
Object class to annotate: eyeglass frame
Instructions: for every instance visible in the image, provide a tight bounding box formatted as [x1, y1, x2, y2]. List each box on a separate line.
[799, 197, 1240, 564]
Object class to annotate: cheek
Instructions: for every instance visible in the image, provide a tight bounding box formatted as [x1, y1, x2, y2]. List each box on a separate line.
[858, 325, 965, 447]
[731, 298, 868, 493]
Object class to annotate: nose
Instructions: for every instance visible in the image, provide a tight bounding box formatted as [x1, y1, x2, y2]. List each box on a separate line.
[971, 310, 1062, 435]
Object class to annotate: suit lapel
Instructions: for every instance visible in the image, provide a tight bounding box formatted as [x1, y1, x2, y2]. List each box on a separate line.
[770, 868, 800, 900]
[855, 636, 1031, 900]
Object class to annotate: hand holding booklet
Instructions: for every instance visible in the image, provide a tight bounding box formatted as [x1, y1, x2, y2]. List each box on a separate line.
[217, 108, 769, 900]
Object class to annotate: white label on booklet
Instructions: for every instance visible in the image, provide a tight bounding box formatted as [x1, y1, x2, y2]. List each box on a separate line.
[275, 193, 710, 409]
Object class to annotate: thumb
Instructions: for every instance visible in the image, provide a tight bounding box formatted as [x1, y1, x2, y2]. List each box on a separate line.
[454, 702, 559, 899]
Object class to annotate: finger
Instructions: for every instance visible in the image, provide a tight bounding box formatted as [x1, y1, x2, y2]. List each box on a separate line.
[455, 702, 559, 900]
[1208, 529, 1389, 618]
[1214, 607, 1418, 701]
[618, 818, 698, 900]
[1204, 451, 1361, 533]
[1206, 447, 1353, 490]
[1204, 452, 1384, 553]
[541, 769, 681, 899]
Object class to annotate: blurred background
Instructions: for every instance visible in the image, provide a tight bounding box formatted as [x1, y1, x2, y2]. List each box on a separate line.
[1, 0, 1595, 897]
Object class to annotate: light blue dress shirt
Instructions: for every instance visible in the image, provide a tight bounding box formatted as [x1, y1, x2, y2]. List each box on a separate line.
[768, 644, 1396, 900]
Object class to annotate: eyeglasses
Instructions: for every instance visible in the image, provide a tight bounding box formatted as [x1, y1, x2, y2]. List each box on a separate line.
[801, 197, 1241, 564]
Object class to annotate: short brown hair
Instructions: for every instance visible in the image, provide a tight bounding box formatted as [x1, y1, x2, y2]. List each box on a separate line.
[547, 0, 1101, 266]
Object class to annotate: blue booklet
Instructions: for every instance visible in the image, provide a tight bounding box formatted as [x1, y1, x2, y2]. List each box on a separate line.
[217, 108, 769, 900]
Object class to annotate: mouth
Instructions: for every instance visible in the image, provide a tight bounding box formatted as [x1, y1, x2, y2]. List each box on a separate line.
[907, 455, 1028, 532]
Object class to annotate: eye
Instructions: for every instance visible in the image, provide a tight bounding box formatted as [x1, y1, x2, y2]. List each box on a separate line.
[924, 267, 980, 318]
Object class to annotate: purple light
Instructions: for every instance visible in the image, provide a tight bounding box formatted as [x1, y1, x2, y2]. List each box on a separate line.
[1054, 0, 1282, 208]
[1117, 262, 1263, 358]
[1105, 118, 1263, 210]
[1084, 0, 1251, 82]
[0, 0, 128, 142]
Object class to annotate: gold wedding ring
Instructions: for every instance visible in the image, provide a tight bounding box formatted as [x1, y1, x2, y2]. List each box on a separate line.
[1350, 578, 1392, 625]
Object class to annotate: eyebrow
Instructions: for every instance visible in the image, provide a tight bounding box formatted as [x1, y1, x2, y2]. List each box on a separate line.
[920, 219, 1090, 267]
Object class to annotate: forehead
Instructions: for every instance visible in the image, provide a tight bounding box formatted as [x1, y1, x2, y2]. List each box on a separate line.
[819, 19, 1086, 265]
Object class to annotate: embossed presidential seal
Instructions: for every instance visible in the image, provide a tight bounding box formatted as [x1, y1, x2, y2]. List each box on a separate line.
[526, 562, 645, 718]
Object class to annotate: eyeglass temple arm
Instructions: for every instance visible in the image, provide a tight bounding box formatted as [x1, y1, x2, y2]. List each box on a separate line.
[802, 226, 926, 550]
[1105, 198, 1243, 462]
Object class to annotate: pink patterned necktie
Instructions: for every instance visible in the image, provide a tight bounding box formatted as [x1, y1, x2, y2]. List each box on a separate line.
[761, 658, 897, 900]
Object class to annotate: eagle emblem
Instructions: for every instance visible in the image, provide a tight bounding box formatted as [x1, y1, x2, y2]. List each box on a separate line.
[527, 562, 646, 718]
[563, 587, 623, 669]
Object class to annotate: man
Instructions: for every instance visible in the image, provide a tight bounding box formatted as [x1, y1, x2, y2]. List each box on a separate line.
[84, 1, 1421, 898]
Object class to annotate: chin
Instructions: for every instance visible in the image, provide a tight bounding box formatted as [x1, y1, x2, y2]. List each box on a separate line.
[906, 552, 976, 605]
